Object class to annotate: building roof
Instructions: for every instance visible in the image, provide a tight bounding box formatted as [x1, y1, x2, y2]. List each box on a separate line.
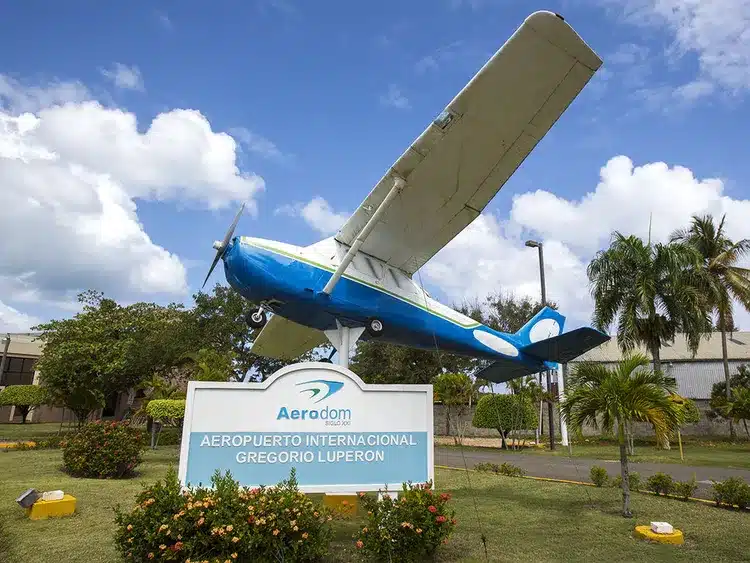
[572, 331, 750, 363]
[2, 333, 44, 359]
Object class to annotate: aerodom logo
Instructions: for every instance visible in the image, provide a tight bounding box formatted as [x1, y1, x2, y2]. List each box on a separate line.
[276, 379, 352, 424]
[296, 379, 344, 403]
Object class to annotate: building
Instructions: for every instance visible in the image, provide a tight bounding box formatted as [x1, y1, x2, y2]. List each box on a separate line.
[569, 331, 750, 400]
[0, 332, 130, 423]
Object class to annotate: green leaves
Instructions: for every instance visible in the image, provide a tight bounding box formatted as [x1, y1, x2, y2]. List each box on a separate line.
[561, 354, 683, 445]
[145, 400, 186, 425]
[472, 394, 537, 447]
[587, 232, 711, 362]
[0, 384, 48, 407]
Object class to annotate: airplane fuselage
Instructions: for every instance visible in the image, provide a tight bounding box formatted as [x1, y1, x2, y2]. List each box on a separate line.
[222, 235, 553, 371]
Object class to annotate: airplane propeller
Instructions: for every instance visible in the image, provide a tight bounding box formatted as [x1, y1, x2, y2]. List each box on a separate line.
[202, 203, 245, 289]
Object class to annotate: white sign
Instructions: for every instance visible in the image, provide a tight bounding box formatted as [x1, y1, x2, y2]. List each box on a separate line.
[178, 362, 434, 493]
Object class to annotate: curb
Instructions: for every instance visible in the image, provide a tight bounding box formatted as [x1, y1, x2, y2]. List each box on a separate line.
[435, 464, 750, 511]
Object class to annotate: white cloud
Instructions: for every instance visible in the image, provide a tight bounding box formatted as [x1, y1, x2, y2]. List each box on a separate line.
[276, 197, 348, 235]
[614, 0, 750, 94]
[0, 74, 265, 312]
[0, 301, 40, 332]
[379, 84, 410, 110]
[230, 127, 288, 161]
[101, 63, 144, 92]
[421, 155, 750, 330]
[0, 74, 89, 113]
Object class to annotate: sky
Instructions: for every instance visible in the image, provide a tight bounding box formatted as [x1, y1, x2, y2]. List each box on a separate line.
[2, 0, 750, 339]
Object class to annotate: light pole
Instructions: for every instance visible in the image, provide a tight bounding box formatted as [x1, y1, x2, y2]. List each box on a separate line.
[525, 240, 555, 451]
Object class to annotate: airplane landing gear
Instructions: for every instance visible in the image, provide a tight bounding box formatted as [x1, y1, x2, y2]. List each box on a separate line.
[366, 318, 384, 337]
[246, 307, 267, 329]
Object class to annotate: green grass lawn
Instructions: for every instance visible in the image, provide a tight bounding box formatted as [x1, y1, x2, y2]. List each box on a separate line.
[1, 445, 749, 562]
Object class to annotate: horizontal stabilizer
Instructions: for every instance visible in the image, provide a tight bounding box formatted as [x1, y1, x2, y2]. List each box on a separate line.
[520, 327, 610, 364]
[474, 358, 541, 384]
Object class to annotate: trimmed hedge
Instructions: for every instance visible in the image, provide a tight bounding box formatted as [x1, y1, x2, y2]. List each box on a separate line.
[0, 385, 48, 423]
[146, 399, 185, 424]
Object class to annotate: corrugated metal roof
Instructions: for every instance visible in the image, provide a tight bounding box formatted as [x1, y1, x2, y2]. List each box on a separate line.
[572, 331, 750, 363]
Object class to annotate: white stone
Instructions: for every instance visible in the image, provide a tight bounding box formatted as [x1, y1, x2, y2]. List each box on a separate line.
[651, 521, 674, 534]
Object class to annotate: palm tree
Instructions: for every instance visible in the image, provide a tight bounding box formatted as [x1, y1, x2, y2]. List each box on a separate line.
[560, 354, 682, 517]
[587, 232, 711, 374]
[670, 213, 750, 438]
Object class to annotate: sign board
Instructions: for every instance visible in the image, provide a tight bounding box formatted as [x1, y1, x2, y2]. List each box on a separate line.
[178, 362, 434, 493]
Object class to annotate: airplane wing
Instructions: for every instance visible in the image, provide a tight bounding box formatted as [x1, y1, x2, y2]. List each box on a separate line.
[250, 314, 328, 360]
[334, 11, 602, 275]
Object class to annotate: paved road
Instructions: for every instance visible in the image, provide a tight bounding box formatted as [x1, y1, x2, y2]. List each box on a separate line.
[435, 446, 750, 500]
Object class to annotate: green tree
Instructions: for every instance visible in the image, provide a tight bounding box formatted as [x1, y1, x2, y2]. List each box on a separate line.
[472, 393, 538, 449]
[187, 284, 328, 381]
[587, 233, 711, 374]
[433, 372, 473, 439]
[0, 385, 49, 423]
[708, 365, 750, 427]
[720, 387, 750, 438]
[670, 213, 750, 438]
[183, 348, 236, 382]
[560, 354, 682, 517]
[34, 291, 188, 424]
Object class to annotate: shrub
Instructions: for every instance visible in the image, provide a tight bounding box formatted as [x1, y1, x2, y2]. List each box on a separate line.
[114, 467, 334, 562]
[612, 472, 641, 492]
[0, 385, 49, 423]
[673, 476, 698, 500]
[146, 399, 185, 426]
[154, 427, 183, 446]
[62, 420, 145, 478]
[499, 462, 525, 477]
[646, 472, 675, 496]
[590, 466, 608, 487]
[473, 462, 525, 477]
[355, 482, 456, 562]
[712, 477, 750, 510]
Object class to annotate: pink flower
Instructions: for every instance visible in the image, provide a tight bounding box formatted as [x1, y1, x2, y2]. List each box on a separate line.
[428, 505, 437, 513]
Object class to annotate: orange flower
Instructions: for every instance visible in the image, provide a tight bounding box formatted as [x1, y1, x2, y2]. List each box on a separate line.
[356, 540, 364, 549]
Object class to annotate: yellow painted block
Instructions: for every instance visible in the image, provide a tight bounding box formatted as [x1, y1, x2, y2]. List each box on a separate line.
[323, 494, 358, 515]
[633, 525, 684, 545]
[0, 441, 36, 449]
[25, 495, 77, 520]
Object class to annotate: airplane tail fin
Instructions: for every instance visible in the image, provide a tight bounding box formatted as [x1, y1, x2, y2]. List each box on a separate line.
[514, 306, 566, 347]
[475, 308, 610, 384]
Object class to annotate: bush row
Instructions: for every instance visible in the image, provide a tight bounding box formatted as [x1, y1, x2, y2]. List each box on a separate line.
[590, 465, 750, 509]
[114, 468, 457, 562]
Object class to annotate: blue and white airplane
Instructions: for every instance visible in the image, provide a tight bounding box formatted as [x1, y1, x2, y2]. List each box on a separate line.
[202, 11, 610, 383]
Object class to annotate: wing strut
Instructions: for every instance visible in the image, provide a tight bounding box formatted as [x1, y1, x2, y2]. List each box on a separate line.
[320, 175, 406, 295]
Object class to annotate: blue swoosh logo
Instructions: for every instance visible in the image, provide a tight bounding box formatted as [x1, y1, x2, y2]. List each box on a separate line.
[296, 379, 344, 403]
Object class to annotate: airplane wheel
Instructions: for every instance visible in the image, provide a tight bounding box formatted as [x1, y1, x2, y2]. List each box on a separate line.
[246, 308, 267, 329]
[366, 318, 384, 337]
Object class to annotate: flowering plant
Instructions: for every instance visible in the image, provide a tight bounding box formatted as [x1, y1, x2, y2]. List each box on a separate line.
[354, 481, 456, 561]
[113, 467, 334, 562]
[62, 420, 144, 478]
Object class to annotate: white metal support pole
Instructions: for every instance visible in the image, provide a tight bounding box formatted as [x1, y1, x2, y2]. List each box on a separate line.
[321, 176, 406, 295]
[557, 366, 569, 447]
[324, 320, 365, 370]
[339, 327, 350, 369]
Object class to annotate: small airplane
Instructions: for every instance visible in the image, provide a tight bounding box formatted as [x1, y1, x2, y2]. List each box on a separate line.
[202, 11, 610, 384]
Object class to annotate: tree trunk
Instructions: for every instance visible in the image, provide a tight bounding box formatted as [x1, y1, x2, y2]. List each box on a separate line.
[19, 406, 29, 424]
[743, 419, 749, 439]
[618, 424, 632, 518]
[719, 316, 736, 439]
[498, 429, 508, 450]
[445, 409, 451, 437]
[650, 344, 671, 450]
